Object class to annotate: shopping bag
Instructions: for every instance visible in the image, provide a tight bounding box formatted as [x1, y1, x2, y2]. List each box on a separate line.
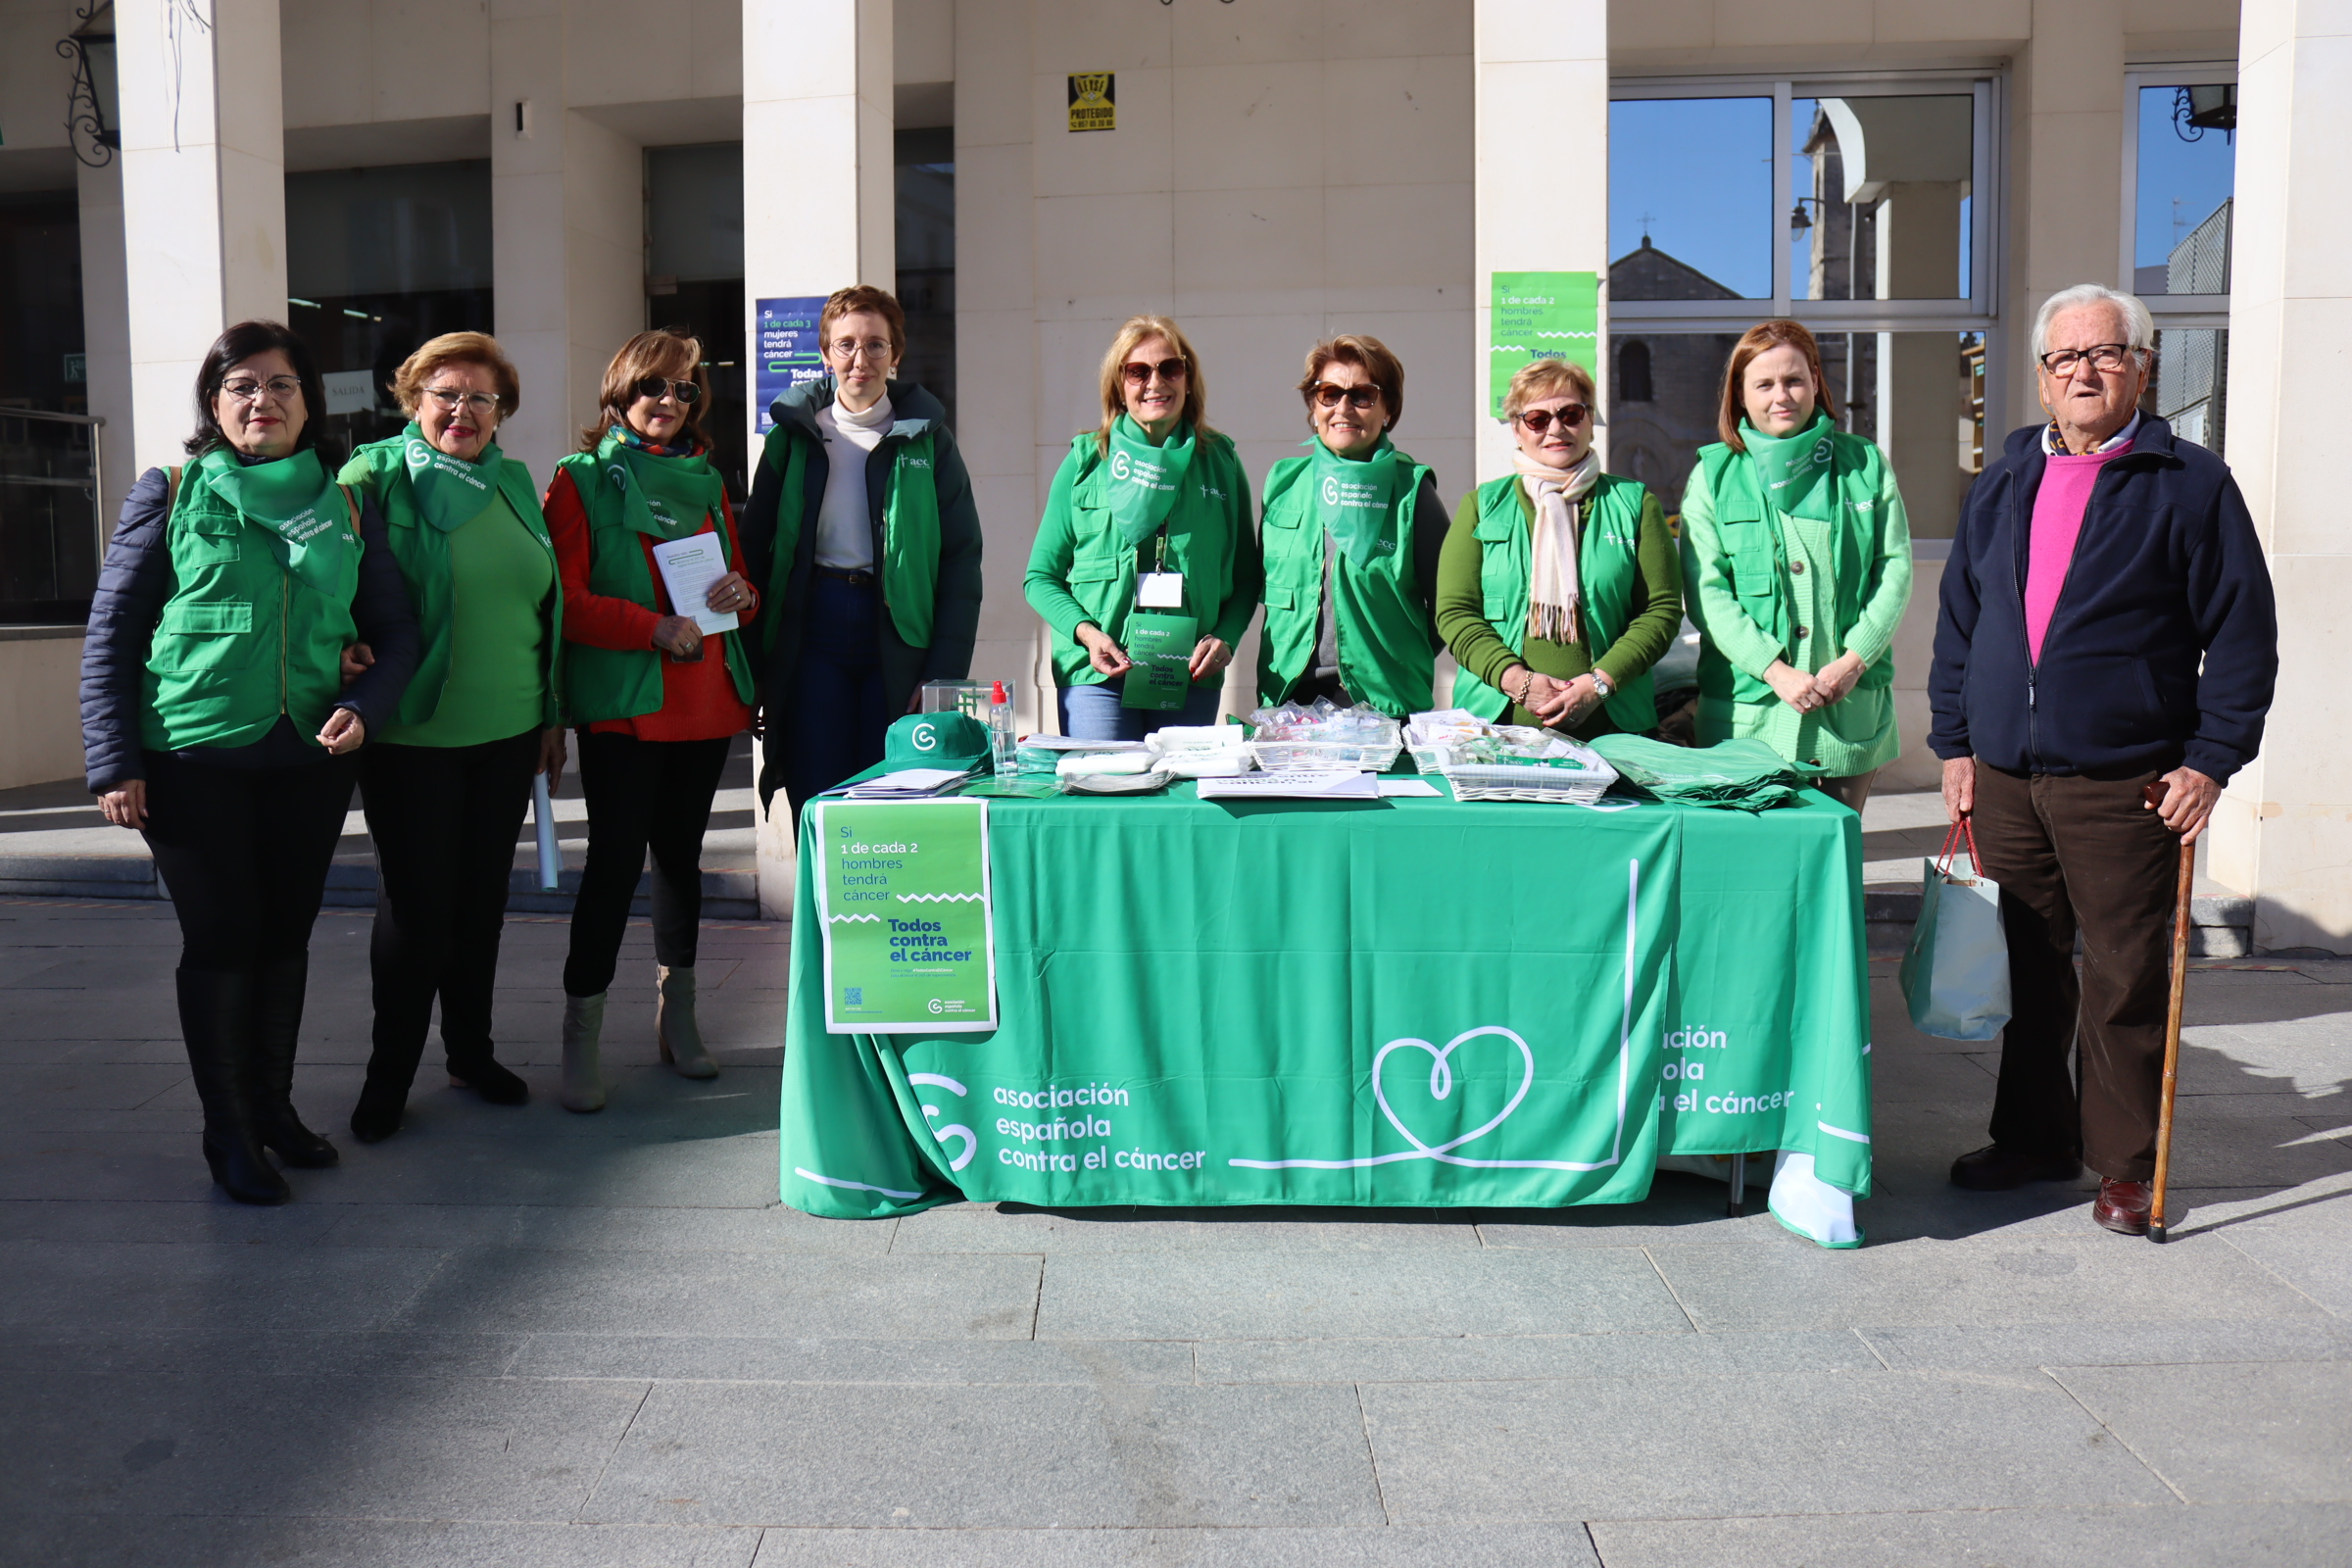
[1898, 818, 2012, 1041]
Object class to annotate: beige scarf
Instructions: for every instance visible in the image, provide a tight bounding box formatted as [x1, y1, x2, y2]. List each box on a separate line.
[1514, 449, 1601, 644]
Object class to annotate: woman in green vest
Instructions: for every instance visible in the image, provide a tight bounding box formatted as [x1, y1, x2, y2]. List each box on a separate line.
[1680, 319, 1915, 810]
[547, 329, 760, 1113]
[1255, 333, 1448, 718]
[1023, 315, 1260, 740]
[742, 285, 983, 815]
[78, 319, 420, 1204]
[1436, 358, 1684, 736]
[335, 332, 563, 1145]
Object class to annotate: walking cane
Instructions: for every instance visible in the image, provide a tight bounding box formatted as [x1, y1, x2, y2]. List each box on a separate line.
[2146, 783, 2196, 1244]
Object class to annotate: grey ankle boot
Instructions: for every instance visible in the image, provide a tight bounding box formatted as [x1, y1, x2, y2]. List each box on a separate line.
[657, 965, 718, 1079]
[561, 993, 607, 1112]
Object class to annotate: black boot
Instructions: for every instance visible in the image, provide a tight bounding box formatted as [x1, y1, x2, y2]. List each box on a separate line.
[178, 968, 289, 1205]
[446, 1052, 529, 1105]
[252, 956, 337, 1168]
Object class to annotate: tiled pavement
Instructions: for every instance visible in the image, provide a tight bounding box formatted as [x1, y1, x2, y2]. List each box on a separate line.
[3, 896, 2351, 1565]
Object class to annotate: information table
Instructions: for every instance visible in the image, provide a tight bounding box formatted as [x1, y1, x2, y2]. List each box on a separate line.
[778, 783, 1873, 1246]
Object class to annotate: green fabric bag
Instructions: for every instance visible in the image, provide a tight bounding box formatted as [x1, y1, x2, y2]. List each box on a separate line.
[1590, 734, 1819, 812]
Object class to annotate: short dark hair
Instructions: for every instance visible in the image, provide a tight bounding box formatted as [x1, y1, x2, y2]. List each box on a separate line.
[819, 285, 907, 362]
[1298, 334, 1406, 431]
[185, 319, 332, 462]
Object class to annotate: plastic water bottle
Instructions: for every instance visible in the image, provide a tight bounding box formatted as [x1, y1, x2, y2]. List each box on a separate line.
[989, 680, 1016, 776]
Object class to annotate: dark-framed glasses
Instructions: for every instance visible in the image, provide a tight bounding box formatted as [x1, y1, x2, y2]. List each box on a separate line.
[421, 388, 502, 416]
[633, 375, 703, 405]
[1121, 357, 1189, 386]
[1310, 381, 1383, 412]
[1515, 403, 1591, 434]
[2037, 344, 2141, 376]
[827, 337, 895, 363]
[220, 375, 302, 405]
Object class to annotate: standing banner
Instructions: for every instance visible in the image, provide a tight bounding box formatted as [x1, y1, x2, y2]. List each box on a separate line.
[813, 800, 996, 1033]
[754, 296, 830, 433]
[1490, 271, 1599, 418]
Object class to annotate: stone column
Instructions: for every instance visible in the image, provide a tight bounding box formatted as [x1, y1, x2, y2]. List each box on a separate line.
[76, 156, 135, 525]
[114, 0, 286, 472]
[742, 0, 896, 919]
[1473, 0, 1608, 483]
[2204, 0, 2352, 953]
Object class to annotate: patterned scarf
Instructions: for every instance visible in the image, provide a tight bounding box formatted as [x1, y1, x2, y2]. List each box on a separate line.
[610, 423, 701, 461]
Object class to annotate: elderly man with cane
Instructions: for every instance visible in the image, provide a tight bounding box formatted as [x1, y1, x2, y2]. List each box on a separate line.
[1929, 282, 2278, 1237]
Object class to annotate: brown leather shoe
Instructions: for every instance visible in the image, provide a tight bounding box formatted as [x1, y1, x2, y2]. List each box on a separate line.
[2093, 1179, 2153, 1235]
[1949, 1143, 2084, 1191]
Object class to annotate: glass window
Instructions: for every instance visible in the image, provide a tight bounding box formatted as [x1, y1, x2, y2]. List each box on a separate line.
[896, 126, 956, 430]
[2134, 84, 2234, 297]
[1790, 95, 1973, 302]
[648, 144, 748, 500]
[1609, 97, 1774, 301]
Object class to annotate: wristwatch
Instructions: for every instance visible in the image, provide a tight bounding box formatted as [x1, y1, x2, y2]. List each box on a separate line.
[1590, 669, 1615, 700]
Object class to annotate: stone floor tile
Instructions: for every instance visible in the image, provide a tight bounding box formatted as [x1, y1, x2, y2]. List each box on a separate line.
[889, 1201, 1479, 1254]
[0, 1517, 764, 1568]
[747, 1522, 1598, 1567]
[583, 1381, 1383, 1528]
[1361, 1369, 2176, 1521]
[511, 1334, 1196, 1385]
[0, 1240, 448, 1336]
[1036, 1248, 1689, 1341]
[1585, 1502, 2352, 1567]
[1195, 1328, 1876, 1384]
[510, 1201, 895, 1254]
[1472, 1172, 1782, 1247]
[1860, 1317, 2352, 1371]
[0, 1063, 186, 1114]
[0, 1327, 521, 1380]
[2055, 1361, 2352, 1502]
[0, 1197, 344, 1246]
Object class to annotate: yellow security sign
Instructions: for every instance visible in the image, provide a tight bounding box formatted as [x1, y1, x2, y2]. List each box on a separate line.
[1067, 72, 1115, 132]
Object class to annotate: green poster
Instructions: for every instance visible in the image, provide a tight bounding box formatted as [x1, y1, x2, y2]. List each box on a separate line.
[1490, 270, 1599, 418]
[813, 800, 996, 1034]
[1120, 611, 1197, 710]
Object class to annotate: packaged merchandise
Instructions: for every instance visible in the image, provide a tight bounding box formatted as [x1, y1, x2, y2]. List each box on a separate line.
[1586, 734, 1818, 811]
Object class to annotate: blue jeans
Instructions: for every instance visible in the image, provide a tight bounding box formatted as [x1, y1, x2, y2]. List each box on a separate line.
[783, 573, 892, 810]
[1056, 680, 1223, 741]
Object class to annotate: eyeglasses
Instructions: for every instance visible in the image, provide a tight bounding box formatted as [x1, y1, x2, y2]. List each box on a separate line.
[632, 375, 703, 405]
[1309, 382, 1383, 412]
[1122, 358, 1189, 387]
[220, 375, 302, 405]
[826, 337, 895, 363]
[421, 388, 502, 416]
[1514, 404, 1591, 434]
[2037, 344, 2141, 376]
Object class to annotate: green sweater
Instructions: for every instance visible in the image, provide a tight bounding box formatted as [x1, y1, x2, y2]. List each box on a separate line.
[1434, 479, 1684, 737]
[377, 490, 554, 748]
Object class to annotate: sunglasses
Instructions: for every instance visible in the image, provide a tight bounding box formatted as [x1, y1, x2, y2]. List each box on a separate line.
[1310, 382, 1383, 412]
[632, 375, 703, 406]
[1515, 404, 1591, 434]
[1121, 357, 1189, 387]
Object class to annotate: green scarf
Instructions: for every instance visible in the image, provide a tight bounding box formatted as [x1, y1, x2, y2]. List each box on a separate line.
[1740, 412, 1839, 522]
[1306, 435, 1399, 566]
[1104, 415, 1196, 546]
[400, 423, 503, 532]
[606, 432, 726, 542]
[197, 446, 350, 594]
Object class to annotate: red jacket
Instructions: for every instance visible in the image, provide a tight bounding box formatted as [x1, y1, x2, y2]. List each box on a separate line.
[544, 467, 760, 742]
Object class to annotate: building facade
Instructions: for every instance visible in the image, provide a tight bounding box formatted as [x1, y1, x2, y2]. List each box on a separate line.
[0, 0, 2340, 951]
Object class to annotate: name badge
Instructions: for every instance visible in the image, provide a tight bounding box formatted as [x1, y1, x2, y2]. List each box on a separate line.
[1137, 571, 1185, 610]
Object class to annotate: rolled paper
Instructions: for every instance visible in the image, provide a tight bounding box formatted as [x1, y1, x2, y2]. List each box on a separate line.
[533, 772, 562, 892]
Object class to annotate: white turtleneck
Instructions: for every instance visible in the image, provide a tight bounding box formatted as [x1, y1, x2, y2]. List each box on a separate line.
[813, 392, 895, 569]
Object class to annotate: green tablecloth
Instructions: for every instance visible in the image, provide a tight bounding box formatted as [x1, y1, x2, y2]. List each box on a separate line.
[778, 783, 1872, 1239]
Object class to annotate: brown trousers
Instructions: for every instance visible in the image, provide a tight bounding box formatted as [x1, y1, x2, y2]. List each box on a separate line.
[1969, 762, 2180, 1181]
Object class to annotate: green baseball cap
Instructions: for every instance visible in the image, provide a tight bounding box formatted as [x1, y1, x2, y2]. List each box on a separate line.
[836, 711, 993, 787]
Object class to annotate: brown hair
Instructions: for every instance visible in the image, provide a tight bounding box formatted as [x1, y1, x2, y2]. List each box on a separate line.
[392, 331, 520, 419]
[1716, 319, 1838, 452]
[1298, 334, 1405, 431]
[1500, 357, 1597, 422]
[1095, 315, 1210, 453]
[578, 327, 708, 452]
[819, 284, 907, 364]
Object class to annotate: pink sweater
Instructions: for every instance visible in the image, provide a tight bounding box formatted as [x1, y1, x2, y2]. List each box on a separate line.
[2025, 443, 2132, 664]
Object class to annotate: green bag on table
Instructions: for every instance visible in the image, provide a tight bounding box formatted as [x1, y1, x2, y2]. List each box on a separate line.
[1589, 734, 1820, 812]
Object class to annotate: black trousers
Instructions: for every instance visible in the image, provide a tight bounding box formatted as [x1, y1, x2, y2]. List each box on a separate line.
[359, 730, 541, 1085]
[564, 732, 731, 998]
[141, 749, 357, 970]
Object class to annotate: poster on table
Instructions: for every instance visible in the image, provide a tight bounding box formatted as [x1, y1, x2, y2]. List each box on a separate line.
[812, 800, 996, 1033]
[1489, 270, 1598, 418]
[754, 296, 830, 433]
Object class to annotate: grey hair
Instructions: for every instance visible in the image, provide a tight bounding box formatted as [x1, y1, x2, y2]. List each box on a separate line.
[2032, 283, 2156, 362]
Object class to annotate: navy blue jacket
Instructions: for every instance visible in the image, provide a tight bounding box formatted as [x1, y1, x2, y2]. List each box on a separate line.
[1929, 417, 2276, 785]
[79, 464, 419, 794]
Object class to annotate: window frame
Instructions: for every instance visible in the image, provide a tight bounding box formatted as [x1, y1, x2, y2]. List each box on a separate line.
[2119, 63, 2237, 326]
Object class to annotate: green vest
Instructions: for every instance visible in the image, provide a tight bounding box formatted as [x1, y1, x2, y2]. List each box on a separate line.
[1254, 449, 1437, 719]
[340, 436, 564, 729]
[1451, 472, 1657, 731]
[139, 456, 363, 753]
[1692, 431, 1894, 707]
[554, 436, 756, 724]
[755, 417, 943, 654]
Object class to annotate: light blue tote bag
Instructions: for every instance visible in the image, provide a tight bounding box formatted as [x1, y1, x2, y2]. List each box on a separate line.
[1898, 818, 2012, 1041]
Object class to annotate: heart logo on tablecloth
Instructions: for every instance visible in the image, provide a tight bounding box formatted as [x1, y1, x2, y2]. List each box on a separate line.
[1370, 1026, 1536, 1160]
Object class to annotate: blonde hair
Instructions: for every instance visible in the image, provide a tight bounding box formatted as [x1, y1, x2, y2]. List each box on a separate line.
[578, 328, 708, 452]
[392, 331, 519, 419]
[1095, 315, 1210, 454]
[1501, 357, 1597, 421]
